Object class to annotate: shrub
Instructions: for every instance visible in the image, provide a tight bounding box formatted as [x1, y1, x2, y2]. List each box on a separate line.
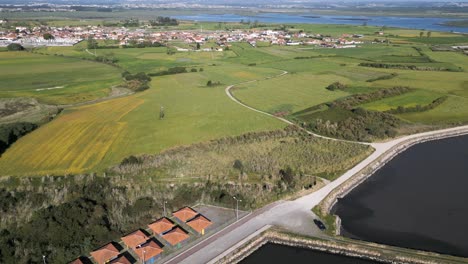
[326, 82, 347, 91]
[6, 43, 24, 51]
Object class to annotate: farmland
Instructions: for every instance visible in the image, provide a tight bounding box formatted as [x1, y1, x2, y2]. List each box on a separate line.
[0, 51, 122, 105]
[0, 23, 467, 175]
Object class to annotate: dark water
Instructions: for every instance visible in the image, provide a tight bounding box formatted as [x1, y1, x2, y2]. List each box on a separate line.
[174, 13, 468, 33]
[334, 135, 468, 257]
[240, 243, 379, 264]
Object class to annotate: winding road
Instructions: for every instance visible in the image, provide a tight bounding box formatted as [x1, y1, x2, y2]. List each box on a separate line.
[164, 70, 468, 264]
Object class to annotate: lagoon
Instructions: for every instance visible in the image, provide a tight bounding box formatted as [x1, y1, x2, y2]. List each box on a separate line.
[174, 13, 468, 33]
[333, 135, 468, 257]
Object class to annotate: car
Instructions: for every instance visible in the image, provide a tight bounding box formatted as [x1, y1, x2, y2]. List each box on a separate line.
[313, 219, 326, 230]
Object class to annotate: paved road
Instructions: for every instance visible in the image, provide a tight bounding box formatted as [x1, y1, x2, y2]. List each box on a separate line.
[166, 71, 468, 263]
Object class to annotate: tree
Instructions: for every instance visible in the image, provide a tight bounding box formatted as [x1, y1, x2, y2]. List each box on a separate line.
[419, 31, 424, 38]
[279, 166, 295, 188]
[87, 35, 98, 50]
[6, 43, 24, 51]
[196, 42, 200, 50]
[206, 80, 212, 87]
[427, 31, 432, 38]
[43, 33, 54, 40]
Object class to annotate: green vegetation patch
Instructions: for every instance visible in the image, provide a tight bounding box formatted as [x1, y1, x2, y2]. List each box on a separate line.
[0, 52, 121, 105]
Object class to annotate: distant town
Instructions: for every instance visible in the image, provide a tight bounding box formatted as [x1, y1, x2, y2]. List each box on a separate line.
[0, 18, 365, 49]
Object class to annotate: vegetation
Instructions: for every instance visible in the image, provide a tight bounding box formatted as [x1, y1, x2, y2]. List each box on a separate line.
[113, 126, 373, 181]
[0, 122, 37, 155]
[6, 43, 24, 51]
[359, 62, 462, 72]
[0, 127, 372, 264]
[149, 16, 179, 26]
[0, 52, 121, 105]
[121, 71, 151, 92]
[326, 82, 348, 91]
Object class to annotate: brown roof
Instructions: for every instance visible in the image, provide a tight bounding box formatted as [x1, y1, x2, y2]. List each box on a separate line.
[187, 214, 212, 233]
[134, 240, 164, 260]
[121, 229, 149, 248]
[90, 243, 120, 264]
[109, 255, 131, 264]
[148, 217, 175, 235]
[69, 258, 84, 264]
[173, 207, 198, 222]
[162, 227, 190, 246]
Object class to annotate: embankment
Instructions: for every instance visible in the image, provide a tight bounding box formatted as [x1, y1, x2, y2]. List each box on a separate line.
[217, 228, 468, 264]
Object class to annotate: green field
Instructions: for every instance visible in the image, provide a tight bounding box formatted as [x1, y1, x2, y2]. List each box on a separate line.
[1, 23, 468, 175]
[0, 65, 284, 176]
[0, 52, 122, 105]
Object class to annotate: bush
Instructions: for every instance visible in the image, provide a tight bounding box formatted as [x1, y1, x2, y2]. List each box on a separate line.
[326, 82, 347, 91]
[190, 68, 198, 72]
[120, 155, 141, 165]
[0, 122, 37, 155]
[6, 43, 24, 51]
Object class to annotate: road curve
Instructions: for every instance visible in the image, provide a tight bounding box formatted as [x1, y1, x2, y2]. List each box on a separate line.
[224, 70, 373, 146]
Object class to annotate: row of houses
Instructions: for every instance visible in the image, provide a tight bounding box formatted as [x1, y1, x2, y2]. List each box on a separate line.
[70, 207, 212, 264]
[0, 23, 365, 48]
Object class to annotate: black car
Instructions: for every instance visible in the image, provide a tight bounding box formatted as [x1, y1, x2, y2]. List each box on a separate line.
[313, 219, 326, 230]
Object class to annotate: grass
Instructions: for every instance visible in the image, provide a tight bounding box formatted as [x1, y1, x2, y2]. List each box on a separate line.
[0, 66, 285, 176]
[361, 89, 443, 111]
[0, 52, 122, 105]
[1, 24, 468, 175]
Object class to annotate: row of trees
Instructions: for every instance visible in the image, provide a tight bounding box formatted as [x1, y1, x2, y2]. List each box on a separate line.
[149, 17, 179, 26]
[386, 96, 448, 114]
[359, 62, 461, 72]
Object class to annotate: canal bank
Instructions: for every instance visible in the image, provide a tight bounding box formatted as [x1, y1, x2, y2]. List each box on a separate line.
[216, 228, 468, 264]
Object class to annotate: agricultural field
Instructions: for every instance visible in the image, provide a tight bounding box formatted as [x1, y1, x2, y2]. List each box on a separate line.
[0, 65, 285, 176]
[0, 51, 122, 105]
[0, 23, 467, 175]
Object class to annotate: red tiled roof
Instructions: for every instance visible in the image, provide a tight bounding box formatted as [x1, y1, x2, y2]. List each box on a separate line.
[121, 229, 149, 248]
[134, 240, 163, 261]
[173, 207, 198, 222]
[148, 217, 175, 235]
[109, 255, 131, 264]
[186, 214, 212, 233]
[162, 227, 189, 246]
[69, 258, 84, 264]
[90, 243, 120, 264]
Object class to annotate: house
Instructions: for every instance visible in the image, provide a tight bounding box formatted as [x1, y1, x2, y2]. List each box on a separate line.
[109, 255, 131, 264]
[69, 256, 92, 264]
[162, 227, 190, 246]
[148, 217, 175, 235]
[173, 207, 198, 222]
[186, 214, 212, 234]
[121, 229, 149, 249]
[90, 243, 120, 264]
[134, 240, 164, 263]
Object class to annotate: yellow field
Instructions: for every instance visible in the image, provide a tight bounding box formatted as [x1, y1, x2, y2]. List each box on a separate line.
[0, 96, 144, 175]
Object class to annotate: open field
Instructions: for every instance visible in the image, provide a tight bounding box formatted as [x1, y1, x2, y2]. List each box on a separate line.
[1, 23, 468, 175]
[0, 66, 285, 176]
[0, 52, 122, 105]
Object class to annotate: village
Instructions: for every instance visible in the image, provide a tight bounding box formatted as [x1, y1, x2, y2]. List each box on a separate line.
[0, 19, 365, 49]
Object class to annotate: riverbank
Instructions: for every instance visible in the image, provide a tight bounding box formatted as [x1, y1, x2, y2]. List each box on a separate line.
[216, 228, 468, 264]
